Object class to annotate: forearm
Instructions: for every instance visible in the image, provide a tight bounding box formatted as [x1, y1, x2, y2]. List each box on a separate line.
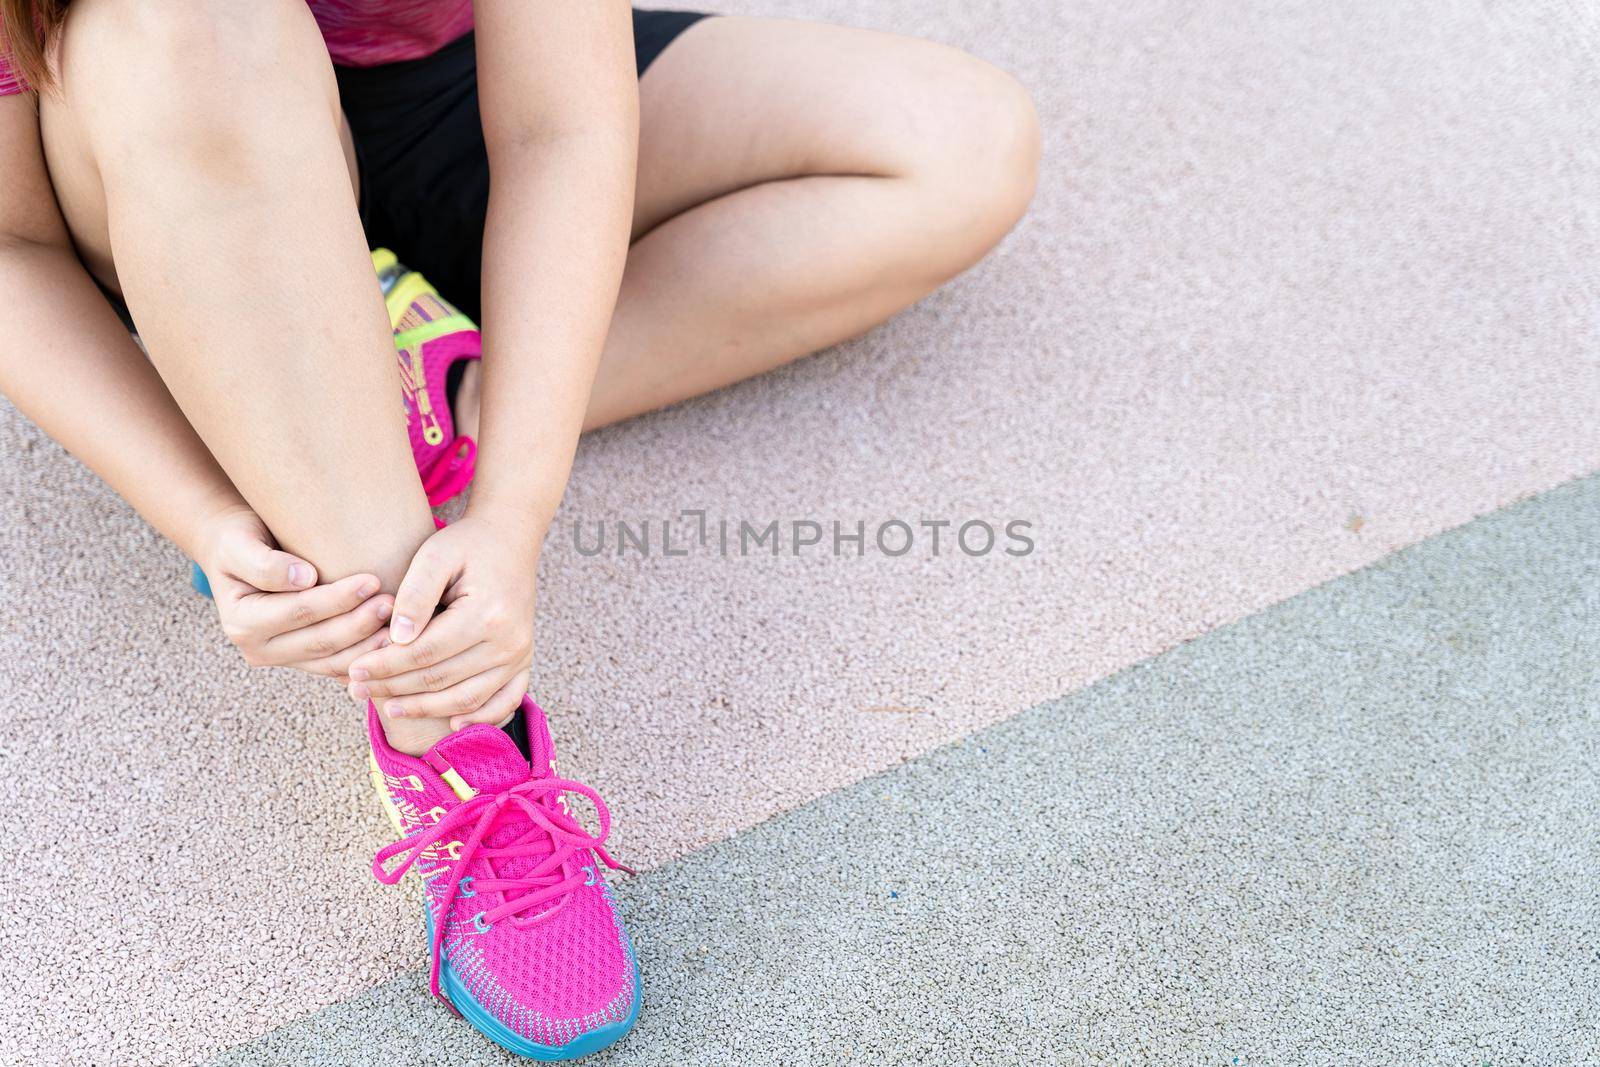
[471, 124, 637, 532]
[0, 239, 245, 557]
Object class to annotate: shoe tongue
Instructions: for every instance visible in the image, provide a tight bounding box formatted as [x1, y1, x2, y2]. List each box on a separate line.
[430, 712, 565, 897]
[428, 725, 531, 795]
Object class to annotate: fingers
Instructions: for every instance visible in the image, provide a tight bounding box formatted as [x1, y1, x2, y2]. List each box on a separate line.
[378, 663, 524, 723]
[263, 590, 393, 668]
[223, 533, 319, 593]
[347, 606, 478, 682]
[451, 670, 530, 732]
[236, 573, 382, 643]
[348, 641, 498, 704]
[389, 540, 459, 645]
[303, 626, 392, 681]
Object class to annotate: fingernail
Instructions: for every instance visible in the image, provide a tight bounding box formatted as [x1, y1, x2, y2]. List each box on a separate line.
[350, 683, 369, 701]
[379, 635, 392, 649]
[391, 616, 415, 642]
[359, 578, 380, 598]
[349, 667, 369, 682]
[288, 563, 313, 588]
[386, 703, 405, 718]
[375, 600, 393, 621]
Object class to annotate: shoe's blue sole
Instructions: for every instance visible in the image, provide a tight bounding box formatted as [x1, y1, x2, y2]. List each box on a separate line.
[444, 951, 642, 1061]
[190, 561, 212, 599]
[422, 910, 642, 1061]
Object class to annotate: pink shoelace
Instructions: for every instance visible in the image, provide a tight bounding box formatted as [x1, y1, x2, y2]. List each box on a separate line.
[372, 775, 631, 1005]
[421, 437, 477, 508]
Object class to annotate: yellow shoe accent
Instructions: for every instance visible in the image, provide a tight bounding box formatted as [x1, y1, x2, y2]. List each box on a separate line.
[370, 247, 399, 277]
[368, 753, 407, 837]
[371, 249, 478, 339]
[440, 767, 478, 802]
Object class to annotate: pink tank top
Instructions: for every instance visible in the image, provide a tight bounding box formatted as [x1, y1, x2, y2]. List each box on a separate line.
[0, 0, 474, 95]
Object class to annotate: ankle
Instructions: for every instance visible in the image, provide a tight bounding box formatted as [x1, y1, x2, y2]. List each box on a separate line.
[381, 714, 452, 757]
[452, 361, 482, 442]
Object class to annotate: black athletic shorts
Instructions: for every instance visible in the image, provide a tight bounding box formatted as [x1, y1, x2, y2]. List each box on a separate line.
[335, 9, 711, 323]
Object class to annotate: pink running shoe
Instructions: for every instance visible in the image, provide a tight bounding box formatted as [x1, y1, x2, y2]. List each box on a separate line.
[368, 698, 641, 1059]
[373, 249, 481, 507]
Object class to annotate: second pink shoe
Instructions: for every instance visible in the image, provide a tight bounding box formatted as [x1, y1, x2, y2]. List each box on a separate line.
[374, 248, 481, 507]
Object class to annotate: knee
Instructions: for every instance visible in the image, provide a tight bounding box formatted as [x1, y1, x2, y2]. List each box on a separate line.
[62, 0, 335, 156]
[976, 66, 1042, 230]
[908, 47, 1041, 248]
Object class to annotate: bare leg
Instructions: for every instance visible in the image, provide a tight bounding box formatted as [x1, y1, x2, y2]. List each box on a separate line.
[44, 0, 447, 752]
[452, 18, 1039, 436]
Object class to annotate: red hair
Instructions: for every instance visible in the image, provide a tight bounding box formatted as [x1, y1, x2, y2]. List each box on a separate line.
[1, 0, 67, 91]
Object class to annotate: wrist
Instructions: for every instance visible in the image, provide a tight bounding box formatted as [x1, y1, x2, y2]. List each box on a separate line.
[183, 490, 254, 566]
[467, 492, 553, 556]
[465, 478, 559, 538]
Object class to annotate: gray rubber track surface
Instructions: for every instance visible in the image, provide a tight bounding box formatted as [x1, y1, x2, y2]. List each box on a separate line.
[208, 476, 1600, 1065]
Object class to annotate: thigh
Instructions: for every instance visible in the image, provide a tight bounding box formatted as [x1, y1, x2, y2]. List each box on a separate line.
[632, 15, 1011, 238]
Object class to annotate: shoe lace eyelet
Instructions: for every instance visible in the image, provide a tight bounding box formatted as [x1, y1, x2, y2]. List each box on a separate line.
[582, 865, 596, 887]
[459, 876, 475, 898]
[471, 911, 493, 934]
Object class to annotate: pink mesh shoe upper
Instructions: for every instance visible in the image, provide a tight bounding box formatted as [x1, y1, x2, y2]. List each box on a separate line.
[368, 699, 637, 1045]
